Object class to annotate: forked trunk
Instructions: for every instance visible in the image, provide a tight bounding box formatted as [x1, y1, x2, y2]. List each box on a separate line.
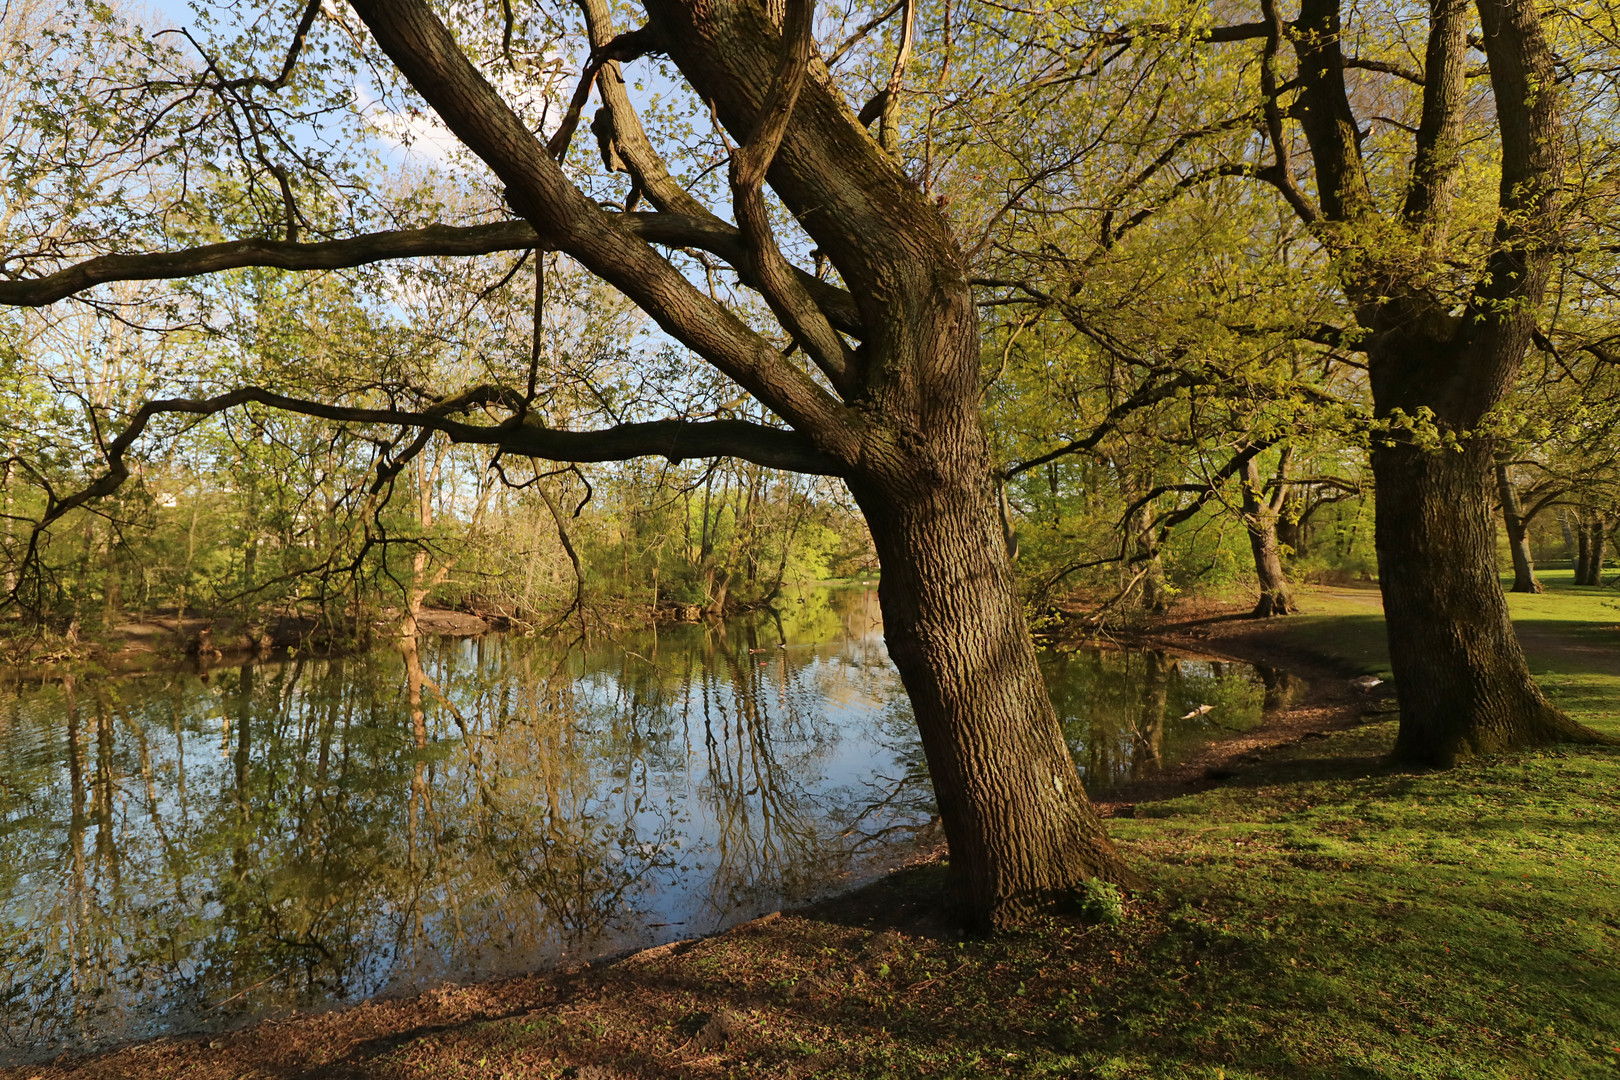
[1241, 456, 1296, 617]
[851, 465, 1136, 928]
[1373, 437, 1596, 766]
[1495, 462, 1542, 593]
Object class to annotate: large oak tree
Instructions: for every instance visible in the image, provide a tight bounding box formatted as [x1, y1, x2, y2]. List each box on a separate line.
[0, 0, 1139, 926]
[1271, 0, 1609, 763]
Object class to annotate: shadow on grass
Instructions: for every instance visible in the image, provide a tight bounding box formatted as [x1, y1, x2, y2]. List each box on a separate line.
[1214, 750, 1396, 790]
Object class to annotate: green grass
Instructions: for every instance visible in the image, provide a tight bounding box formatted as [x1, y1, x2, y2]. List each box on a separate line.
[1098, 720, 1620, 1078]
[1261, 575, 1620, 681]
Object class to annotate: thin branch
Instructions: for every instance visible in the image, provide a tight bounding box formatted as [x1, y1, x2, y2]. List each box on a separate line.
[217, 0, 324, 92]
[1003, 371, 1212, 478]
[829, 0, 904, 67]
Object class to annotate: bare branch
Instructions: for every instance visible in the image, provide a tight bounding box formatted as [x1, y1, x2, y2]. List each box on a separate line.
[545, 24, 662, 161]
[829, 0, 904, 67]
[0, 215, 866, 340]
[23, 385, 845, 550]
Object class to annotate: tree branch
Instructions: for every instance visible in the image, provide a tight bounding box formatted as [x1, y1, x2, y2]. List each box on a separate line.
[0, 222, 542, 307]
[857, 0, 915, 158]
[28, 386, 844, 540]
[217, 0, 324, 92]
[1125, 439, 1278, 548]
[829, 0, 904, 67]
[1258, 0, 1320, 225]
[545, 24, 662, 162]
[1003, 371, 1213, 478]
[0, 215, 866, 340]
[568, 0, 712, 220]
[1291, 0, 1374, 224]
[1402, 0, 1470, 226]
[288, 0, 863, 451]
[728, 0, 861, 396]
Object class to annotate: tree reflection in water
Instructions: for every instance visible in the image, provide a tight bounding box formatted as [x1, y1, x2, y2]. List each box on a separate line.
[0, 588, 923, 1059]
[0, 588, 1280, 1060]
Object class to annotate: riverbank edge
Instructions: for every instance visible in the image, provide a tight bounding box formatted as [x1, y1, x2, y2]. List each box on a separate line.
[1, 599, 1406, 1077]
[1081, 595, 1394, 816]
[0, 583, 881, 681]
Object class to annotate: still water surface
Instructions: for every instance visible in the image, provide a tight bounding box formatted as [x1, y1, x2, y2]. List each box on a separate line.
[0, 587, 1289, 1059]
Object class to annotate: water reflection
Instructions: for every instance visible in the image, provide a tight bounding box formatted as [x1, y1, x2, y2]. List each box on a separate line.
[1044, 649, 1272, 789]
[0, 589, 1281, 1060]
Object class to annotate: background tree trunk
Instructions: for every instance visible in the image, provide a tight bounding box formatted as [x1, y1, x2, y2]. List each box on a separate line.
[1572, 512, 1609, 585]
[1495, 461, 1542, 593]
[1241, 455, 1296, 616]
[1576, 516, 1594, 584]
[1131, 500, 1168, 614]
[1276, 494, 1305, 560]
[1374, 437, 1594, 766]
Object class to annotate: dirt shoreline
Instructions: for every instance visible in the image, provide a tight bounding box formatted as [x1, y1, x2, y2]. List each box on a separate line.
[1087, 598, 1395, 816]
[6, 601, 1388, 1078]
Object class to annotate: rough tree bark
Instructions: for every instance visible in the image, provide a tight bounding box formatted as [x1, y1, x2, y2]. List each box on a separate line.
[1375, 437, 1584, 764]
[1278, 0, 1611, 764]
[851, 457, 1134, 922]
[1240, 452, 1296, 616]
[1495, 461, 1542, 593]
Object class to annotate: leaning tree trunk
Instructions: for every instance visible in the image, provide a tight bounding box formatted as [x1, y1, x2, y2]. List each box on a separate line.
[1495, 462, 1542, 593]
[1241, 456, 1296, 616]
[1373, 436, 1595, 766]
[850, 454, 1137, 928]
[1130, 498, 1169, 614]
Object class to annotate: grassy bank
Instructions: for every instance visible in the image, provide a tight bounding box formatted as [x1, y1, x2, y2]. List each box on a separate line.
[18, 583, 1620, 1079]
[1237, 570, 1620, 681]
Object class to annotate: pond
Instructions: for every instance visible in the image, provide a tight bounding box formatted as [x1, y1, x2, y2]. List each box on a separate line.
[0, 587, 1294, 1061]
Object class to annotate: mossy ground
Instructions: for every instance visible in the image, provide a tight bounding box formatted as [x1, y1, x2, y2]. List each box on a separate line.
[17, 582, 1620, 1079]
